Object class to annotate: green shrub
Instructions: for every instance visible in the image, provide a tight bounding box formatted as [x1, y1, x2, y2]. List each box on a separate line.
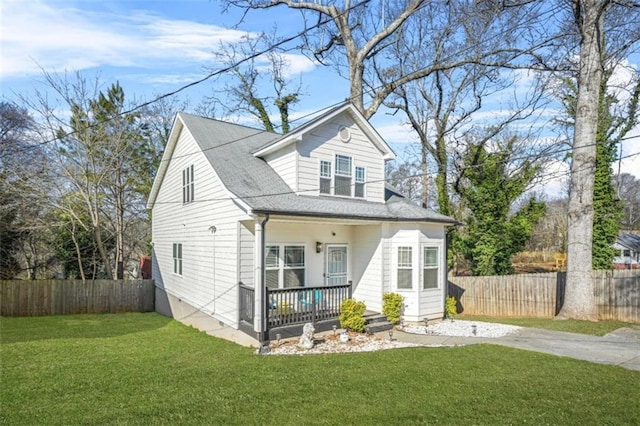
[382, 292, 404, 324]
[445, 296, 457, 319]
[339, 299, 366, 332]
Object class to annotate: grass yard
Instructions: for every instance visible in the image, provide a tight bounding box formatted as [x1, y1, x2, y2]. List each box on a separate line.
[1, 314, 639, 425]
[458, 314, 638, 336]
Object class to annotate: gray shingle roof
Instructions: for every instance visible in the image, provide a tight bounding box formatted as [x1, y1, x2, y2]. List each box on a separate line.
[618, 233, 640, 251]
[179, 112, 455, 224]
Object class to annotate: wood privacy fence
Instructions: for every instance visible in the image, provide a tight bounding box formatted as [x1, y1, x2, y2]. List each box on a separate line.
[448, 270, 640, 323]
[0, 280, 155, 316]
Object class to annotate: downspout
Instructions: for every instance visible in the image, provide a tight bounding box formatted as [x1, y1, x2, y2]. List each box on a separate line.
[259, 214, 270, 350]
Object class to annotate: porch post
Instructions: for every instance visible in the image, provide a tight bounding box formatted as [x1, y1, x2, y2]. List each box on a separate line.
[253, 215, 270, 350]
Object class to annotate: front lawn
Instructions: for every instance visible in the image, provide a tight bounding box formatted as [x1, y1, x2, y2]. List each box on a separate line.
[458, 314, 638, 336]
[1, 313, 638, 425]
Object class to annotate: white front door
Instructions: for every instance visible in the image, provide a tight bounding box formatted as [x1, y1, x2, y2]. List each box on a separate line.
[326, 245, 348, 285]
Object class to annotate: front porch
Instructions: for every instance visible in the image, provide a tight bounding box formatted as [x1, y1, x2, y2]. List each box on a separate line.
[239, 282, 352, 340]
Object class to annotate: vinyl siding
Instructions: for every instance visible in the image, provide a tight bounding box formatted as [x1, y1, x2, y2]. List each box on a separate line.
[238, 220, 255, 287]
[264, 144, 297, 192]
[151, 126, 250, 328]
[352, 225, 383, 311]
[296, 114, 386, 202]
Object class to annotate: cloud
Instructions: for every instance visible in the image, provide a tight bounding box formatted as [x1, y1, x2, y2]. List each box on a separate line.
[0, 0, 252, 79]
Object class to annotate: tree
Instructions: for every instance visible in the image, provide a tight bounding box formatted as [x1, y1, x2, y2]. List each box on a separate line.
[559, 0, 639, 319]
[615, 173, 640, 230]
[0, 102, 53, 279]
[222, 0, 546, 119]
[453, 134, 546, 275]
[206, 32, 302, 133]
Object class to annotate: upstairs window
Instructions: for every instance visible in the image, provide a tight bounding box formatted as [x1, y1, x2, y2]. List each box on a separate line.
[182, 165, 194, 203]
[355, 166, 365, 198]
[334, 154, 352, 196]
[397, 246, 413, 289]
[319, 160, 331, 195]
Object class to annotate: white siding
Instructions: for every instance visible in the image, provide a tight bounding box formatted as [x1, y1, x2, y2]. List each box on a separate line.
[382, 223, 446, 322]
[238, 220, 255, 286]
[352, 226, 383, 311]
[296, 114, 386, 202]
[151, 126, 250, 328]
[264, 144, 297, 192]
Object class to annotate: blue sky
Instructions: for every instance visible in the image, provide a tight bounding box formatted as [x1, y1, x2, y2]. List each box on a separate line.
[2, 0, 639, 196]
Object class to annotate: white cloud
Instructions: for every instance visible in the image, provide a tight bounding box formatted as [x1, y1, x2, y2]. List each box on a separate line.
[0, 0, 251, 79]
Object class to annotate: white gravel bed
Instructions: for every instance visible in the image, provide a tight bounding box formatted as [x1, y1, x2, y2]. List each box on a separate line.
[403, 320, 521, 338]
[264, 334, 424, 355]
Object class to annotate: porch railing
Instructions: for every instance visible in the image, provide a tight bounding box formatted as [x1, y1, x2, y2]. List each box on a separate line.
[238, 282, 352, 332]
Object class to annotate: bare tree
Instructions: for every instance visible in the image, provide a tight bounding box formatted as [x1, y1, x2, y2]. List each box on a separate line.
[205, 32, 302, 133]
[222, 1, 549, 119]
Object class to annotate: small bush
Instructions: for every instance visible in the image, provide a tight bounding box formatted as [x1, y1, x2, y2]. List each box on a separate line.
[339, 299, 366, 332]
[382, 292, 404, 324]
[445, 296, 457, 319]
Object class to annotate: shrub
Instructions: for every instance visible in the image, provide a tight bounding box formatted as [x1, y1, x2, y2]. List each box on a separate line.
[339, 299, 366, 332]
[445, 296, 457, 319]
[382, 292, 404, 324]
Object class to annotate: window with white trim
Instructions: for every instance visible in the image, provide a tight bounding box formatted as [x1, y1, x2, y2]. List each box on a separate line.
[397, 246, 412, 289]
[355, 166, 365, 198]
[265, 245, 305, 288]
[182, 165, 194, 203]
[319, 160, 331, 195]
[423, 246, 439, 289]
[173, 243, 182, 275]
[334, 154, 352, 196]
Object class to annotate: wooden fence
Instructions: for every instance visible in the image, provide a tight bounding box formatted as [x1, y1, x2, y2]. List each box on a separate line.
[0, 280, 155, 316]
[448, 270, 640, 323]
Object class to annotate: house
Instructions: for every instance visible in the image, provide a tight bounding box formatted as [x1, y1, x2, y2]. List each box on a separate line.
[147, 102, 456, 346]
[613, 232, 640, 269]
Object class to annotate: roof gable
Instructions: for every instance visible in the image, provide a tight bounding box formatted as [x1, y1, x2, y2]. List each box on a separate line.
[253, 102, 395, 160]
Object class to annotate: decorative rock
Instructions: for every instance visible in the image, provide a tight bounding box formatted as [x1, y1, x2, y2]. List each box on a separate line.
[298, 323, 315, 349]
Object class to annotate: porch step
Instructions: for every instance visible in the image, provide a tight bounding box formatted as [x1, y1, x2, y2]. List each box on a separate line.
[364, 312, 393, 333]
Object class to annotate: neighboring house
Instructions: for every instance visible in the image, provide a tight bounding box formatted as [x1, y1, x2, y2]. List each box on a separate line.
[613, 233, 640, 269]
[147, 102, 455, 344]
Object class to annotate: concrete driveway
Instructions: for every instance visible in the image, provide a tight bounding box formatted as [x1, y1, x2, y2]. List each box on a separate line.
[392, 326, 640, 371]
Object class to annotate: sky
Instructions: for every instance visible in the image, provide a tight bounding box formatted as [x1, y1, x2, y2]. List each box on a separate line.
[1, 0, 639, 199]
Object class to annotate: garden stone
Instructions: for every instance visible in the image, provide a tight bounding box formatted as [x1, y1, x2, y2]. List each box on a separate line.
[298, 323, 315, 349]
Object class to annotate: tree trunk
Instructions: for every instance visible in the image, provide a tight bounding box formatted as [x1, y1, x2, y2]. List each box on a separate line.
[558, 0, 605, 320]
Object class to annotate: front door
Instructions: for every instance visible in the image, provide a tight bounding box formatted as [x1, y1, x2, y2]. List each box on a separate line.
[326, 245, 348, 285]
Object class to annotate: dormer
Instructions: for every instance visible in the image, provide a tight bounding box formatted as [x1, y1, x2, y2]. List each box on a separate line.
[253, 103, 395, 204]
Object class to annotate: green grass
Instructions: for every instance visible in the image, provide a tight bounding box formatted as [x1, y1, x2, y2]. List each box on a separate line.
[458, 314, 638, 336]
[2, 314, 639, 425]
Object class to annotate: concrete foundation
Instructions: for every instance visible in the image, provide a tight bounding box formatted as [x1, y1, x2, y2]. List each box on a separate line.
[155, 287, 259, 348]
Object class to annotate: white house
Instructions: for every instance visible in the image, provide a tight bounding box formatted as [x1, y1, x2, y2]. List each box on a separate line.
[147, 103, 456, 345]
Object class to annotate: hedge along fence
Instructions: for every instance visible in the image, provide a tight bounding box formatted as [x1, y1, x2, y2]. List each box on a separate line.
[0, 280, 155, 316]
[448, 270, 640, 323]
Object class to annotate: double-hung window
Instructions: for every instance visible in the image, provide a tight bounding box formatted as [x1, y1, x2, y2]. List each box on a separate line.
[173, 243, 183, 275]
[355, 166, 365, 198]
[265, 245, 305, 288]
[397, 246, 413, 289]
[182, 165, 194, 203]
[423, 247, 439, 289]
[319, 160, 332, 195]
[334, 154, 352, 196]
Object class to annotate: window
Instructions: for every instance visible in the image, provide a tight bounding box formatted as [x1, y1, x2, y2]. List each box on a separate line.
[423, 247, 439, 289]
[335, 155, 352, 196]
[397, 246, 412, 289]
[265, 246, 280, 289]
[173, 243, 182, 275]
[355, 166, 365, 198]
[265, 245, 305, 288]
[182, 165, 194, 203]
[319, 160, 331, 195]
